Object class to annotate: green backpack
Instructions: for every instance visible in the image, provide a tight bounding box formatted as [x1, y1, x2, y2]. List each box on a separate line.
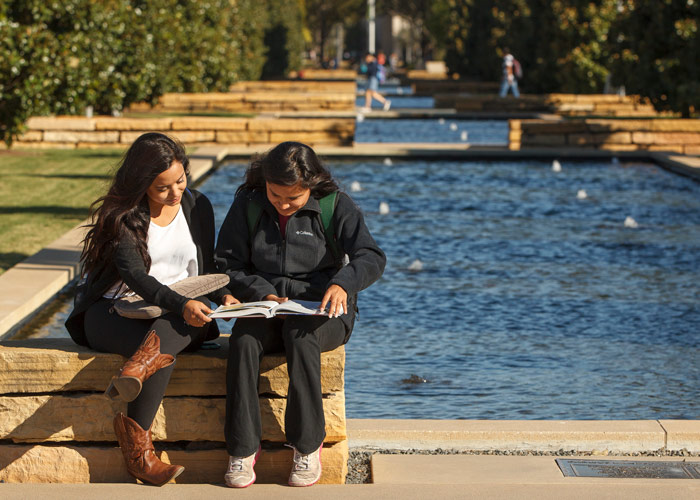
[246, 191, 343, 265]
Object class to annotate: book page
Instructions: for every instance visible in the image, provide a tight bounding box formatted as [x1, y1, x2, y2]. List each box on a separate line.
[208, 301, 278, 319]
[273, 300, 343, 316]
[273, 300, 326, 315]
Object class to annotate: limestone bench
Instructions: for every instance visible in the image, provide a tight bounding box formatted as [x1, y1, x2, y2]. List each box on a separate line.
[0, 336, 347, 484]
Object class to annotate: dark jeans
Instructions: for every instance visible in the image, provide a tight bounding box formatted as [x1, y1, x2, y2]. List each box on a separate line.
[84, 297, 209, 430]
[225, 313, 349, 456]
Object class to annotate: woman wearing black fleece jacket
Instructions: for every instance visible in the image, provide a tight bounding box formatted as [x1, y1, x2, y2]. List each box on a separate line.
[215, 142, 385, 488]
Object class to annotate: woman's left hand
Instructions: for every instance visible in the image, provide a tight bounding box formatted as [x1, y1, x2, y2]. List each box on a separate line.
[320, 284, 347, 318]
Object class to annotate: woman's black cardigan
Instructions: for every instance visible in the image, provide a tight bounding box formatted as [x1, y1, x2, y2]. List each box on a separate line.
[65, 189, 228, 346]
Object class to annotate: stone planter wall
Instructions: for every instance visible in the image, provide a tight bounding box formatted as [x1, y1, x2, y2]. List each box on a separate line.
[407, 80, 500, 97]
[229, 80, 356, 94]
[13, 116, 355, 149]
[290, 68, 357, 80]
[509, 118, 700, 154]
[148, 91, 355, 113]
[0, 337, 348, 484]
[436, 94, 657, 117]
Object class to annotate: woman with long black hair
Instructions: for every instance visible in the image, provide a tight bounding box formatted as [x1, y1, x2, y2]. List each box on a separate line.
[215, 142, 385, 487]
[66, 132, 237, 485]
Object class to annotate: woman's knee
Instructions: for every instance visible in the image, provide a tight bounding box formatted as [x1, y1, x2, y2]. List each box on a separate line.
[229, 331, 263, 356]
[148, 315, 203, 355]
[282, 324, 321, 353]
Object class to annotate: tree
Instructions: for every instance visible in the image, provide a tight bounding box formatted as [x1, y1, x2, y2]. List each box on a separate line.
[0, 0, 273, 145]
[304, 0, 364, 62]
[378, 0, 446, 63]
[441, 0, 619, 92]
[609, 0, 699, 116]
[261, 0, 305, 79]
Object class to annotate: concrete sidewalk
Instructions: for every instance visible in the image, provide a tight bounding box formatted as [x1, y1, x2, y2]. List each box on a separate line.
[1, 464, 698, 500]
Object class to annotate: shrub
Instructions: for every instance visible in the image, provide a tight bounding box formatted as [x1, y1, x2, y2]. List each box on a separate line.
[0, 0, 285, 145]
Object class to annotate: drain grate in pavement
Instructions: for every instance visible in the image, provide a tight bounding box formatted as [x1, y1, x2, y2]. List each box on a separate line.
[556, 459, 700, 479]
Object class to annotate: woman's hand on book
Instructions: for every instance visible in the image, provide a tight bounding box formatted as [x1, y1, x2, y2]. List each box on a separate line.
[221, 294, 240, 306]
[183, 299, 213, 327]
[264, 294, 289, 304]
[219, 294, 240, 321]
[321, 285, 347, 318]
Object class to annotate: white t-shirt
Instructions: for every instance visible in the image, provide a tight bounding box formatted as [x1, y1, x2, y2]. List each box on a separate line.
[104, 206, 198, 298]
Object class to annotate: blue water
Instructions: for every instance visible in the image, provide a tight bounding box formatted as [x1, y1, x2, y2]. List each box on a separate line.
[201, 159, 700, 420]
[21, 151, 700, 420]
[355, 96, 435, 109]
[355, 119, 508, 144]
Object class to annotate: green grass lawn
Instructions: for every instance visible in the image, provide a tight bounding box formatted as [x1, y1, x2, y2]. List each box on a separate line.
[0, 149, 124, 274]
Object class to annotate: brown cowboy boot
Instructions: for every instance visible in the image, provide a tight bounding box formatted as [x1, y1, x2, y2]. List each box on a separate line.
[105, 330, 174, 402]
[113, 412, 184, 486]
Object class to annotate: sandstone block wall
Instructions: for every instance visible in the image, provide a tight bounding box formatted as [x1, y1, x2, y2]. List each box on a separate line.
[289, 69, 357, 81]
[14, 116, 355, 149]
[0, 337, 348, 484]
[408, 80, 500, 97]
[509, 119, 700, 154]
[436, 94, 657, 117]
[229, 80, 356, 94]
[153, 91, 355, 113]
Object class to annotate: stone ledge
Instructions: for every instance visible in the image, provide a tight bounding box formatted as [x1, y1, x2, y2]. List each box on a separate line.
[0, 337, 345, 397]
[347, 419, 667, 453]
[660, 420, 700, 453]
[0, 393, 346, 444]
[0, 440, 348, 484]
[0, 226, 86, 337]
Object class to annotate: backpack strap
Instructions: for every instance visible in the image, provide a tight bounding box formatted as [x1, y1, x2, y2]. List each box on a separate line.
[246, 198, 263, 239]
[318, 192, 342, 264]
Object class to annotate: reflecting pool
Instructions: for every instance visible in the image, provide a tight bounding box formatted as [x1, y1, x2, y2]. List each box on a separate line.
[23, 158, 700, 420]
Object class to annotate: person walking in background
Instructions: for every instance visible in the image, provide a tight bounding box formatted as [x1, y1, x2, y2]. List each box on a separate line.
[65, 133, 237, 486]
[389, 52, 399, 74]
[362, 52, 391, 111]
[499, 48, 521, 98]
[215, 142, 386, 488]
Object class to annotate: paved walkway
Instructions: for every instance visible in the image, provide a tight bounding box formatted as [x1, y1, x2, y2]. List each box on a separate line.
[1, 456, 698, 499]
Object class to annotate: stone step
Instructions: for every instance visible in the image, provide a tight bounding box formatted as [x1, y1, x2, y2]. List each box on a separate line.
[347, 419, 668, 453]
[0, 338, 344, 397]
[0, 440, 348, 484]
[0, 393, 346, 444]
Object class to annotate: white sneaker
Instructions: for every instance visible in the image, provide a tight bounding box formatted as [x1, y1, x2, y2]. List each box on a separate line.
[224, 446, 261, 488]
[383, 100, 392, 111]
[287, 443, 323, 487]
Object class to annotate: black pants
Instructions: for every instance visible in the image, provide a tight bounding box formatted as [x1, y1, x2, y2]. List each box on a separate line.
[225, 314, 349, 456]
[84, 298, 209, 430]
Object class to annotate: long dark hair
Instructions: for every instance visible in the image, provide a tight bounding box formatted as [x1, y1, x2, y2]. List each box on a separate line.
[81, 132, 190, 276]
[237, 141, 339, 197]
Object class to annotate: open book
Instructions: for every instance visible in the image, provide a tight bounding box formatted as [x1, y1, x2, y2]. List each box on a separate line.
[208, 299, 340, 319]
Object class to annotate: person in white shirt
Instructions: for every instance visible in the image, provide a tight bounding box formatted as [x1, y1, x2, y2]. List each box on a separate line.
[66, 133, 238, 486]
[499, 47, 521, 98]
